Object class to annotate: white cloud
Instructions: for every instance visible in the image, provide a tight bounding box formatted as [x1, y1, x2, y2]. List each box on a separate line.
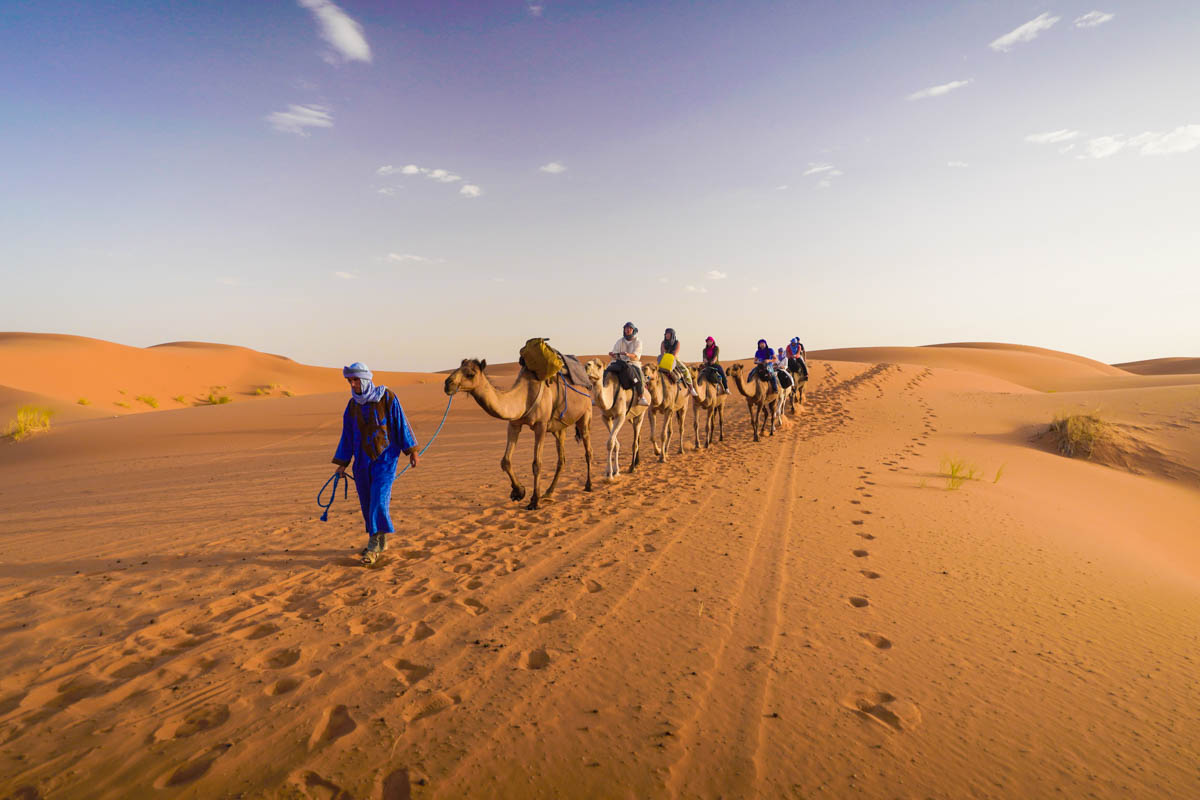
[684, 285, 708, 294]
[989, 12, 1061, 52]
[401, 164, 422, 175]
[803, 163, 836, 176]
[460, 184, 482, 198]
[428, 168, 462, 183]
[776, 184, 789, 190]
[298, 0, 371, 63]
[907, 79, 971, 101]
[1081, 136, 1125, 159]
[527, 2, 545, 17]
[705, 270, 727, 280]
[539, 162, 567, 174]
[1025, 129, 1079, 144]
[334, 271, 356, 280]
[378, 163, 477, 193]
[947, 161, 969, 168]
[1059, 143, 1076, 154]
[266, 104, 333, 136]
[1130, 125, 1200, 156]
[377, 187, 397, 196]
[1074, 11, 1114, 28]
[387, 253, 440, 263]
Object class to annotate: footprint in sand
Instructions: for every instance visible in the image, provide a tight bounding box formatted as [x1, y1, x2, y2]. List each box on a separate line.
[520, 648, 551, 670]
[533, 609, 567, 624]
[852, 550, 869, 558]
[264, 647, 301, 669]
[857, 533, 875, 540]
[157, 743, 232, 788]
[860, 633, 892, 650]
[582, 578, 603, 593]
[852, 520, 865, 526]
[848, 596, 870, 608]
[161, 704, 231, 739]
[399, 621, 436, 644]
[841, 691, 920, 733]
[309, 704, 356, 748]
[458, 597, 487, 616]
[392, 659, 432, 688]
[382, 768, 414, 800]
[240, 622, 280, 641]
[860, 570, 881, 579]
[266, 676, 302, 696]
[403, 692, 458, 723]
[294, 771, 350, 798]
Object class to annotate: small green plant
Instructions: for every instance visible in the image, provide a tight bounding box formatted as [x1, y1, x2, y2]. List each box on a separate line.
[253, 386, 271, 396]
[114, 401, 131, 408]
[172, 395, 186, 404]
[993, 463, 1007, 484]
[1049, 413, 1104, 458]
[201, 388, 232, 405]
[940, 456, 980, 490]
[77, 397, 90, 406]
[4, 405, 54, 440]
[136, 395, 158, 408]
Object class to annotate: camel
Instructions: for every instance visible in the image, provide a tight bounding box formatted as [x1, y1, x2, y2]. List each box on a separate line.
[648, 364, 690, 460]
[728, 362, 780, 442]
[786, 366, 808, 414]
[584, 358, 651, 479]
[443, 359, 592, 510]
[691, 363, 727, 449]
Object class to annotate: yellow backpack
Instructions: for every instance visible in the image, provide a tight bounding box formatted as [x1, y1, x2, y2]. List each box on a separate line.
[519, 337, 564, 382]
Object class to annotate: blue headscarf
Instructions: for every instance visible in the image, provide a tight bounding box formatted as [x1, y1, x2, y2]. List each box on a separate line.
[344, 362, 387, 405]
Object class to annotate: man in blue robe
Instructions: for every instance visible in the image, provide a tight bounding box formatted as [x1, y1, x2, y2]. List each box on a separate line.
[331, 363, 419, 564]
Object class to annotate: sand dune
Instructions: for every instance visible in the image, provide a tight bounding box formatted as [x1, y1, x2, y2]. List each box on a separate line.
[0, 332, 431, 419]
[1114, 356, 1200, 376]
[2, 340, 1199, 798]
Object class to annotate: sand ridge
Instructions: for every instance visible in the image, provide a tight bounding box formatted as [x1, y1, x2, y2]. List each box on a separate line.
[1, 341, 1199, 798]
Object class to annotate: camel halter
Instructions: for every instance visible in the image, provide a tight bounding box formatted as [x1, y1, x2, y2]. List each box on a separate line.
[316, 395, 454, 522]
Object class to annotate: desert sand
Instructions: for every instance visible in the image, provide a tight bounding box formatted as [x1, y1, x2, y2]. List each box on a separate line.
[1, 334, 1199, 799]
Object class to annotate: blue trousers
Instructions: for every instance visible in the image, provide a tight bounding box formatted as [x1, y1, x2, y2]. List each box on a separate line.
[353, 457, 398, 534]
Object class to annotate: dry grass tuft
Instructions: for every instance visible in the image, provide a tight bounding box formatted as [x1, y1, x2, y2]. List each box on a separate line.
[114, 401, 131, 408]
[77, 397, 90, 406]
[172, 395, 186, 404]
[940, 456, 980, 490]
[4, 406, 54, 441]
[200, 386, 232, 405]
[1049, 413, 1105, 458]
[136, 395, 158, 408]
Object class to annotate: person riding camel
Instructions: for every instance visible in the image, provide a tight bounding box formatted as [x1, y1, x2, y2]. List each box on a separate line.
[754, 339, 780, 391]
[786, 337, 809, 379]
[331, 362, 419, 565]
[660, 328, 698, 398]
[700, 336, 728, 393]
[609, 321, 651, 406]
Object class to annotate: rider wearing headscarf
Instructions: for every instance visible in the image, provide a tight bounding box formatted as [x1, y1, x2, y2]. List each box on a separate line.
[332, 362, 419, 564]
[700, 336, 728, 392]
[754, 339, 780, 390]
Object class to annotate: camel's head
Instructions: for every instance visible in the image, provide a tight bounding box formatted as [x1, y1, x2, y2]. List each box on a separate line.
[642, 364, 660, 390]
[584, 358, 604, 383]
[727, 363, 743, 378]
[444, 358, 487, 395]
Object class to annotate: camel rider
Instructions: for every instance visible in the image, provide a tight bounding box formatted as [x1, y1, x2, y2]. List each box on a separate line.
[332, 362, 419, 565]
[786, 337, 809, 379]
[660, 328, 698, 398]
[700, 336, 729, 393]
[609, 322, 651, 406]
[754, 339, 780, 391]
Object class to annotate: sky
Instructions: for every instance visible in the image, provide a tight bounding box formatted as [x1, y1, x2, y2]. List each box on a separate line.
[2, 0, 1197, 371]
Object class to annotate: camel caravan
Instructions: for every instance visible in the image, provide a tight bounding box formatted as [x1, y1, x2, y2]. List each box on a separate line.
[444, 326, 809, 508]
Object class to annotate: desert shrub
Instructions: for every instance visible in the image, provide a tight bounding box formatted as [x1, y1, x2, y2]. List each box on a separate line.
[940, 456, 980, 490]
[993, 463, 1007, 484]
[253, 386, 271, 396]
[281, 389, 294, 397]
[172, 395, 186, 404]
[77, 397, 90, 406]
[4, 406, 54, 441]
[1049, 413, 1104, 458]
[114, 401, 131, 408]
[136, 395, 158, 408]
[201, 388, 232, 405]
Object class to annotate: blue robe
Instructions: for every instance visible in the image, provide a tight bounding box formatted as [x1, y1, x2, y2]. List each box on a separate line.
[332, 389, 417, 535]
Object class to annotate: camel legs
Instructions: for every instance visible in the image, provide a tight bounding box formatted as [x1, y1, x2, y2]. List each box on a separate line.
[675, 409, 687, 454]
[527, 422, 547, 510]
[576, 416, 593, 491]
[541, 428, 567, 501]
[658, 409, 672, 462]
[628, 414, 645, 473]
[692, 403, 702, 450]
[746, 399, 760, 442]
[501, 422, 526, 502]
[604, 415, 624, 480]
